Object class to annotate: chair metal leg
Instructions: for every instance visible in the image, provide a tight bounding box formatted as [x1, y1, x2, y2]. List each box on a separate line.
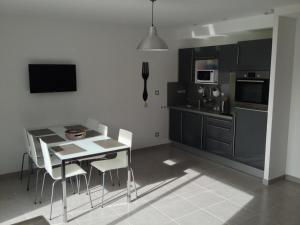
[116, 169, 120, 186]
[20, 152, 28, 181]
[109, 170, 114, 186]
[34, 169, 41, 204]
[102, 172, 105, 208]
[78, 161, 82, 193]
[88, 166, 93, 186]
[76, 175, 81, 194]
[83, 174, 93, 208]
[130, 168, 138, 198]
[69, 177, 75, 194]
[40, 171, 47, 204]
[26, 158, 33, 191]
[50, 180, 58, 220]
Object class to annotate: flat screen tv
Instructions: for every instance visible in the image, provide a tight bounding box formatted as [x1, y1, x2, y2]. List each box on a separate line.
[29, 64, 77, 93]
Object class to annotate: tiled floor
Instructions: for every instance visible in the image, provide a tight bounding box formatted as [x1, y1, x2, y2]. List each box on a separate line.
[1, 145, 300, 225]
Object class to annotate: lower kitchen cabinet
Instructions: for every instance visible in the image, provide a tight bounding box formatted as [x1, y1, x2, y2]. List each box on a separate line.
[169, 109, 182, 143]
[169, 107, 267, 170]
[203, 116, 234, 158]
[233, 107, 267, 170]
[182, 112, 203, 149]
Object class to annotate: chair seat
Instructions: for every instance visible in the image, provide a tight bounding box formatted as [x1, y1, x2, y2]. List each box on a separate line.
[91, 158, 127, 172]
[51, 164, 86, 180]
[35, 155, 61, 169]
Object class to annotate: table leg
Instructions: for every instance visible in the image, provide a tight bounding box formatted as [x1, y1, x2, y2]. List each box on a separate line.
[127, 148, 131, 202]
[61, 160, 67, 223]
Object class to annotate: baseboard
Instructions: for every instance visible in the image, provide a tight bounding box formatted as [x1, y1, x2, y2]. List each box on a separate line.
[263, 175, 285, 185]
[285, 175, 300, 184]
[0, 171, 20, 179]
[133, 143, 171, 152]
[172, 142, 264, 178]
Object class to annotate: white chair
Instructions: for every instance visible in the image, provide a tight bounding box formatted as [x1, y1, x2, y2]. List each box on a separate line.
[20, 129, 32, 181]
[89, 129, 138, 207]
[39, 139, 93, 220]
[26, 132, 61, 204]
[77, 123, 111, 191]
[78, 123, 108, 163]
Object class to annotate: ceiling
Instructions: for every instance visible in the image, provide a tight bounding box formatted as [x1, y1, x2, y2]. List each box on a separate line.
[0, 0, 299, 27]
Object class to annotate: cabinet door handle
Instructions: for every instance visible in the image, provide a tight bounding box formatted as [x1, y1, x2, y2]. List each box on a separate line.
[232, 112, 236, 157]
[201, 116, 204, 150]
[236, 45, 240, 65]
[236, 79, 264, 83]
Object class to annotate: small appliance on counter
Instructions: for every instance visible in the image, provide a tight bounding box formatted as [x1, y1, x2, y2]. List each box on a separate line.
[221, 95, 231, 115]
[195, 59, 219, 84]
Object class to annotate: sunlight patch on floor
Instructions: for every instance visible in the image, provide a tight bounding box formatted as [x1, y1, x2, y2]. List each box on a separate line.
[163, 159, 177, 166]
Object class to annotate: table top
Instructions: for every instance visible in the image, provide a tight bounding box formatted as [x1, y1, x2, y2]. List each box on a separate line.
[30, 124, 129, 161]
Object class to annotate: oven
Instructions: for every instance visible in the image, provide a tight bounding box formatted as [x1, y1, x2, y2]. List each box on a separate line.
[235, 71, 270, 109]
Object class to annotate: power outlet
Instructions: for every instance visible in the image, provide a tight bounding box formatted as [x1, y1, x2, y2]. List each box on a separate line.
[155, 90, 160, 95]
[155, 132, 160, 137]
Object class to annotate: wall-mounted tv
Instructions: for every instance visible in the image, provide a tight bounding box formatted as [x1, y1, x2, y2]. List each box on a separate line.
[29, 64, 77, 93]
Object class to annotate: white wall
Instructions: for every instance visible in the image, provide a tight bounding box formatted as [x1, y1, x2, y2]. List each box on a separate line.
[0, 16, 177, 175]
[264, 16, 296, 181]
[286, 17, 300, 179]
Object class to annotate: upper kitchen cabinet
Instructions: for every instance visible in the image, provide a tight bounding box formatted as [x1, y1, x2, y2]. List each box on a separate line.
[194, 46, 218, 59]
[237, 39, 272, 71]
[219, 44, 238, 72]
[178, 48, 194, 85]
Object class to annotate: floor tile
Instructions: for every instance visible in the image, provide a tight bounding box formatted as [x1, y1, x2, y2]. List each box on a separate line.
[176, 209, 226, 225]
[206, 200, 257, 225]
[185, 191, 226, 209]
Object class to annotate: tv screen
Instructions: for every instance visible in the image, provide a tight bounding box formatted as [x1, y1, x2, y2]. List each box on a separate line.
[29, 64, 77, 93]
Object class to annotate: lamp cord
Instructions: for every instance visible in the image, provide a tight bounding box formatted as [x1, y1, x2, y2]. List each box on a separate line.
[151, 0, 154, 26]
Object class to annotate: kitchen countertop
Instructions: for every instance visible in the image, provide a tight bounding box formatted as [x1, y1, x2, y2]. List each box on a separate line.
[169, 105, 233, 120]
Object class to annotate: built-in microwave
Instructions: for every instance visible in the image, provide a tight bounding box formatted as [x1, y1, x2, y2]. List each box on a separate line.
[195, 70, 218, 84]
[235, 71, 270, 109]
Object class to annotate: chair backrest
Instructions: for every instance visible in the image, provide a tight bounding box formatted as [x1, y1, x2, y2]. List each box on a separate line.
[86, 118, 99, 130]
[118, 129, 132, 148]
[23, 129, 31, 154]
[117, 129, 133, 164]
[27, 133, 41, 167]
[39, 139, 54, 177]
[98, 123, 108, 136]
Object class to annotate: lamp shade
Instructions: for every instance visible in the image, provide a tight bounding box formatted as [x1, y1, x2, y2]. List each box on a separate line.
[137, 26, 168, 51]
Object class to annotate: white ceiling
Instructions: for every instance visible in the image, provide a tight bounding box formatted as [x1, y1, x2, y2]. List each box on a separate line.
[0, 0, 299, 26]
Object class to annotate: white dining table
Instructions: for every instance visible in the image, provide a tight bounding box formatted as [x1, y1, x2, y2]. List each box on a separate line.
[30, 124, 132, 223]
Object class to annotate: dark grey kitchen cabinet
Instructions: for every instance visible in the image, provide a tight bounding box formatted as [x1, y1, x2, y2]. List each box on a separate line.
[194, 46, 218, 59]
[178, 48, 194, 85]
[203, 116, 234, 158]
[219, 44, 237, 72]
[169, 109, 182, 143]
[233, 107, 268, 169]
[182, 112, 203, 149]
[237, 39, 272, 71]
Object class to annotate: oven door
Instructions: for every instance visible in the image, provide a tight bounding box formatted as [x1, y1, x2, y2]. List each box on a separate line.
[195, 70, 213, 83]
[235, 79, 269, 106]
